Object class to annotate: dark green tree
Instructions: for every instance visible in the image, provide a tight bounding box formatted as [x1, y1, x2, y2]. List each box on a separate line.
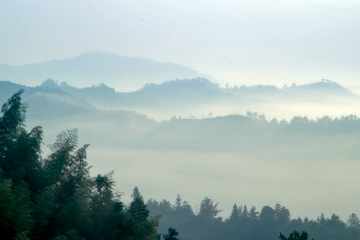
[249, 206, 259, 220]
[162, 228, 179, 240]
[241, 204, 248, 219]
[126, 187, 159, 240]
[0, 89, 44, 194]
[173, 194, 182, 211]
[43, 129, 93, 239]
[259, 205, 275, 221]
[131, 186, 142, 200]
[275, 203, 291, 223]
[279, 230, 313, 240]
[347, 213, 360, 230]
[0, 171, 34, 240]
[228, 204, 239, 221]
[198, 197, 222, 219]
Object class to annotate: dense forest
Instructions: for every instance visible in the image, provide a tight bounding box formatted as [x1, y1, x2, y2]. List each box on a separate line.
[1, 90, 360, 240]
[0, 90, 159, 240]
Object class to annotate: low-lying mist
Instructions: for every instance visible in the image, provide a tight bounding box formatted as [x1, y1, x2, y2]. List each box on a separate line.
[26, 110, 360, 221]
[3, 79, 359, 221]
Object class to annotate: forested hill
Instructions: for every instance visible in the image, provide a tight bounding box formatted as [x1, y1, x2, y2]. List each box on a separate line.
[0, 81, 96, 119]
[1, 80, 360, 151]
[0, 52, 209, 91]
[37, 78, 356, 109]
[1, 80, 360, 153]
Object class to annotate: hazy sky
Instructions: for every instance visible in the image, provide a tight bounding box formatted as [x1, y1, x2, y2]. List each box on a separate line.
[1, 0, 360, 87]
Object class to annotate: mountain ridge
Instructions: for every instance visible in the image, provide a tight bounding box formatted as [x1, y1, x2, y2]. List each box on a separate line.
[0, 52, 212, 91]
[36, 78, 357, 108]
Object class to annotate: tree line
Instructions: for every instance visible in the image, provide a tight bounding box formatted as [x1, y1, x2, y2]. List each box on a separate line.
[146, 194, 360, 240]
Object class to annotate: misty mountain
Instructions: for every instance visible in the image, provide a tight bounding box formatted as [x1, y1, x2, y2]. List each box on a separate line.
[0, 81, 96, 120]
[40, 78, 227, 108]
[2, 87, 359, 225]
[7, 78, 358, 152]
[0, 52, 212, 91]
[14, 77, 358, 152]
[0, 81, 157, 139]
[38, 78, 357, 110]
[282, 80, 354, 97]
[231, 79, 355, 99]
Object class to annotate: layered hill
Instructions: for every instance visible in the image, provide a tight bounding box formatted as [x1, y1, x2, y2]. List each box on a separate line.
[37, 78, 357, 109]
[0, 52, 211, 91]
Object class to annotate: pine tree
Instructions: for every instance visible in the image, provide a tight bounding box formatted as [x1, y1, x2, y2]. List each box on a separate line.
[173, 194, 182, 211]
[249, 206, 259, 220]
[198, 197, 222, 219]
[347, 213, 360, 230]
[242, 204, 248, 219]
[127, 187, 159, 240]
[228, 204, 239, 221]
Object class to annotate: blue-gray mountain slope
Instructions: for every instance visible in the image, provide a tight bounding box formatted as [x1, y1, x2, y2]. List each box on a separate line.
[0, 52, 210, 91]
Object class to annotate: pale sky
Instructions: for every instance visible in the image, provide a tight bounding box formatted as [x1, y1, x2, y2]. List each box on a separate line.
[1, 0, 360, 87]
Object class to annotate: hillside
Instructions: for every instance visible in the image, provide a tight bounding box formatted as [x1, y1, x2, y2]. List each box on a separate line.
[37, 78, 357, 110]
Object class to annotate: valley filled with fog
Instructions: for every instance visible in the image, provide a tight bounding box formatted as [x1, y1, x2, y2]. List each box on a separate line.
[2, 1, 360, 239]
[1, 66, 359, 222]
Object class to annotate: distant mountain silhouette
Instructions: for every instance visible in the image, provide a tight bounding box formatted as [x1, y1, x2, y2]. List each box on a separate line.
[0, 52, 212, 91]
[2, 80, 360, 153]
[39, 78, 227, 107]
[37, 78, 357, 109]
[0, 81, 96, 120]
[285, 79, 353, 96]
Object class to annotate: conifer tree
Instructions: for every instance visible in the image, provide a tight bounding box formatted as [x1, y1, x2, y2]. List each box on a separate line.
[228, 204, 239, 221]
[127, 187, 159, 240]
[198, 197, 222, 219]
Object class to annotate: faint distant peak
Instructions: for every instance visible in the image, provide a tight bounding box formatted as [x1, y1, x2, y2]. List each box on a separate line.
[0, 52, 208, 90]
[43, 51, 197, 70]
[287, 79, 353, 94]
[139, 78, 219, 92]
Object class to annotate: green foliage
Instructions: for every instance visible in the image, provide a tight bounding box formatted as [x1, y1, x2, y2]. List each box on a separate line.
[32, 186, 55, 232]
[12, 184, 34, 240]
[130, 197, 150, 223]
[125, 187, 160, 240]
[0, 91, 159, 240]
[275, 203, 291, 222]
[131, 186, 142, 200]
[0, 89, 27, 138]
[228, 204, 239, 221]
[347, 213, 360, 230]
[52, 235, 68, 240]
[259, 205, 275, 221]
[241, 204, 248, 219]
[198, 197, 222, 219]
[65, 229, 86, 240]
[162, 228, 179, 240]
[249, 206, 259, 220]
[0, 175, 34, 240]
[279, 230, 313, 240]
